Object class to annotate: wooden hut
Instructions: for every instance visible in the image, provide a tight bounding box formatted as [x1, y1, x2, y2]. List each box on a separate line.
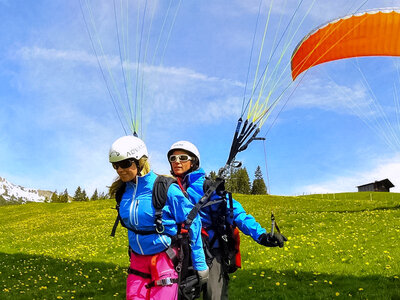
[357, 179, 394, 192]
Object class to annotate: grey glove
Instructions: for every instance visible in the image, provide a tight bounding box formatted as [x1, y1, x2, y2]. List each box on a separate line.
[197, 268, 209, 286]
[258, 232, 287, 248]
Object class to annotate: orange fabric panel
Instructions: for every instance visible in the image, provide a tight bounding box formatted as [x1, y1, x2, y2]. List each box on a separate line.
[291, 10, 400, 80]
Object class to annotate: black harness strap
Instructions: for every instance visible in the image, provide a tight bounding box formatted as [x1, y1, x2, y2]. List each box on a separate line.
[128, 268, 151, 279]
[165, 247, 181, 272]
[110, 182, 127, 237]
[152, 176, 176, 234]
[184, 177, 225, 228]
[110, 215, 121, 237]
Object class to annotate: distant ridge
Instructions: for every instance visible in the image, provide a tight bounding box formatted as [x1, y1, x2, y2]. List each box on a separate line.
[0, 176, 52, 205]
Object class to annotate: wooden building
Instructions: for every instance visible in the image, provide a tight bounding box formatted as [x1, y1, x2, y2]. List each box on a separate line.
[357, 179, 394, 192]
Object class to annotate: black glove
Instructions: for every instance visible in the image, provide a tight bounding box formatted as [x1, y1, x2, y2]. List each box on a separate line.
[258, 232, 287, 248]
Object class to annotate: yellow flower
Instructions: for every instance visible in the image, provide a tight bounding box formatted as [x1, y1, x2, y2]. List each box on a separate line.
[276, 282, 280, 286]
[358, 288, 364, 291]
[335, 292, 340, 296]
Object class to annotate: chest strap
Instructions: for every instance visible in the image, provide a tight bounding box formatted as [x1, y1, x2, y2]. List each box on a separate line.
[145, 278, 179, 288]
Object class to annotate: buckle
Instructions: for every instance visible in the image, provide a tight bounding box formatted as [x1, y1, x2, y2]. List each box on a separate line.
[157, 278, 173, 286]
[221, 234, 228, 242]
[156, 224, 165, 233]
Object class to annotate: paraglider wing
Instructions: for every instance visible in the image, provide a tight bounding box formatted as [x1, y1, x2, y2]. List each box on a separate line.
[291, 9, 400, 80]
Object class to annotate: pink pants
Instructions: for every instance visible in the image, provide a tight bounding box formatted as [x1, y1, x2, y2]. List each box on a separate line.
[126, 250, 178, 300]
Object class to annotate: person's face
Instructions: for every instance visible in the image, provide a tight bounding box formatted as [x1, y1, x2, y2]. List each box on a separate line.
[112, 159, 138, 182]
[170, 150, 193, 177]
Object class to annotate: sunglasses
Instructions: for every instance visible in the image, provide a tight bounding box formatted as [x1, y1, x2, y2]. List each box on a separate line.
[169, 154, 192, 163]
[112, 159, 136, 170]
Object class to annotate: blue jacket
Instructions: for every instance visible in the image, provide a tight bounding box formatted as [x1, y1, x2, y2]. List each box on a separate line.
[118, 171, 207, 271]
[183, 168, 266, 246]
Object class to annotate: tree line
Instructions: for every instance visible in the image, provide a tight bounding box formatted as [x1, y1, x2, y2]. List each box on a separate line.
[208, 165, 268, 195]
[47, 165, 268, 203]
[46, 187, 108, 203]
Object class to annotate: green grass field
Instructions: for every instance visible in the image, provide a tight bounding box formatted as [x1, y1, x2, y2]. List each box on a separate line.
[1, 192, 399, 299]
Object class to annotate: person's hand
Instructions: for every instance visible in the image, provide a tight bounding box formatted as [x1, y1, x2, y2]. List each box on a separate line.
[258, 232, 287, 248]
[197, 268, 209, 285]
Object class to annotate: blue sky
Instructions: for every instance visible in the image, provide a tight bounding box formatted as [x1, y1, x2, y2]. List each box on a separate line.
[1, 0, 400, 196]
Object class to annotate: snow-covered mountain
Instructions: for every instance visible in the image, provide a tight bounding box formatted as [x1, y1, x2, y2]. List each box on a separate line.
[0, 177, 50, 204]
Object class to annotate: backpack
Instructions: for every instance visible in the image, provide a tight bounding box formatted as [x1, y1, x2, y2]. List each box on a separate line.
[202, 178, 242, 274]
[110, 175, 202, 300]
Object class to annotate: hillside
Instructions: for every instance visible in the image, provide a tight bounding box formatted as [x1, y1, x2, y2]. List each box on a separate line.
[0, 176, 54, 205]
[0, 193, 399, 299]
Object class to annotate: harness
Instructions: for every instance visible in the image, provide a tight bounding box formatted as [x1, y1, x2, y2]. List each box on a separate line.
[111, 176, 202, 300]
[111, 176, 175, 237]
[200, 178, 242, 274]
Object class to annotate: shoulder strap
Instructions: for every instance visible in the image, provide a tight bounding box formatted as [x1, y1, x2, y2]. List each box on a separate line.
[152, 176, 176, 233]
[184, 177, 225, 228]
[202, 177, 213, 193]
[115, 182, 127, 204]
[110, 182, 127, 237]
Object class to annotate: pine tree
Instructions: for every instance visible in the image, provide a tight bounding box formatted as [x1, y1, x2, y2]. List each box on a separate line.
[50, 190, 59, 203]
[236, 167, 251, 194]
[251, 166, 268, 195]
[73, 186, 88, 201]
[99, 191, 110, 200]
[82, 189, 89, 201]
[225, 167, 237, 192]
[90, 189, 99, 201]
[98, 191, 106, 200]
[59, 189, 69, 203]
[226, 167, 251, 194]
[209, 171, 217, 181]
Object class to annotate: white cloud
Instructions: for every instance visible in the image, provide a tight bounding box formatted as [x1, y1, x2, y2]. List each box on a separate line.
[289, 76, 371, 113]
[17, 46, 244, 88]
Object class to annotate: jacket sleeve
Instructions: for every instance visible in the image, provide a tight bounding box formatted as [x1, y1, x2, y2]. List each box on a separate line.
[227, 198, 266, 241]
[167, 184, 208, 271]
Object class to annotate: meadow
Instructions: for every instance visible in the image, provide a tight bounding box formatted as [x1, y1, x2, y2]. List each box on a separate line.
[0, 192, 399, 299]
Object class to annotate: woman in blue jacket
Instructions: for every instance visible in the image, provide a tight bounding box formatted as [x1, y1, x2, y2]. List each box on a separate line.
[109, 136, 208, 300]
[167, 140, 286, 300]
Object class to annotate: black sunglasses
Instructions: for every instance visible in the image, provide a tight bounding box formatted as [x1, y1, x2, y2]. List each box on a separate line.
[112, 159, 136, 170]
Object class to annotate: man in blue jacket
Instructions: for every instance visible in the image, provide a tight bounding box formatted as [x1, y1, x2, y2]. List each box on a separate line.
[167, 140, 286, 300]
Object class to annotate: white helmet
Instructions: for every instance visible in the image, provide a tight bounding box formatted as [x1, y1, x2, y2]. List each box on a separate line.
[167, 141, 200, 165]
[109, 136, 148, 163]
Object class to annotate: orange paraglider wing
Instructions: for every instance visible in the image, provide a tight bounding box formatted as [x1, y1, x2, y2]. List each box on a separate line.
[291, 9, 400, 80]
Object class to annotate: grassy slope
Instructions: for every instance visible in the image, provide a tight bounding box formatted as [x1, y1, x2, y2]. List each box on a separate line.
[0, 193, 399, 299]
